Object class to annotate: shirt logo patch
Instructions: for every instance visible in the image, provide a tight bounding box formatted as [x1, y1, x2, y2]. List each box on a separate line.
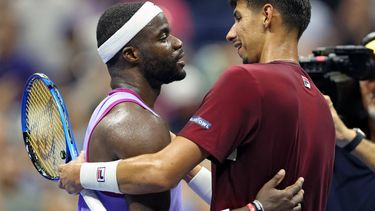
[97, 167, 105, 182]
[189, 115, 212, 129]
[302, 75, 311, 89]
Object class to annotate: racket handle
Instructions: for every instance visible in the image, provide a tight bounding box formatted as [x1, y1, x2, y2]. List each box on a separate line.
[80, 189, 107, 211]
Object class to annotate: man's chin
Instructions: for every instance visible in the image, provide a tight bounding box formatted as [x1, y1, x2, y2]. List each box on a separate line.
[242, 57, 253, 64]
[164, 71, 187, 84]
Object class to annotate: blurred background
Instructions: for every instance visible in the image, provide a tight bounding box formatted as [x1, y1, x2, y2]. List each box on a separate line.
[0, 0, 374, 210]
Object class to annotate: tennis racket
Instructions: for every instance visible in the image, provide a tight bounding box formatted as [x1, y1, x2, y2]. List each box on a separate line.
[21, 73, 106, 211]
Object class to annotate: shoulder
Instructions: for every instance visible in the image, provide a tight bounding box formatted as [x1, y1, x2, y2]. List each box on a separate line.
[98, 102, 167, 139]
[91, 102, 170, 158]
[105, 102, 160, 125]
[213, 64, 263, 92]
[219, 64, 269, 81]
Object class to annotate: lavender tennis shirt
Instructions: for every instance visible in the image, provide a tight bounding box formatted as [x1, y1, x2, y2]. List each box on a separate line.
[78, 88, 182, 211]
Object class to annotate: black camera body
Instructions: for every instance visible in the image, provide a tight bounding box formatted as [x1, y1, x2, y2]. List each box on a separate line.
[300, 45, 375, 81]
[299, 45, 375, 129]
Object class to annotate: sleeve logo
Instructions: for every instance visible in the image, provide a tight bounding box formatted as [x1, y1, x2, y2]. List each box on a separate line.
[97, 167, 105, 182]
[189, 115, 212, 129]
[301, 75, 311, 89]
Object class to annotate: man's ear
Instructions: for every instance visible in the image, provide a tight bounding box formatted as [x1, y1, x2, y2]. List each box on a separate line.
[122, 46, 140, 63]
[262, 4, 274, 29]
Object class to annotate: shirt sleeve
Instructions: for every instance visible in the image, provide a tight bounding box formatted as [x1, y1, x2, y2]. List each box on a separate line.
[178, 65, 262, 163]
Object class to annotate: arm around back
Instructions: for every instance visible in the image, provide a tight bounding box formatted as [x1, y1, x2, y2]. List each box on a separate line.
[116, 135, 209, 194]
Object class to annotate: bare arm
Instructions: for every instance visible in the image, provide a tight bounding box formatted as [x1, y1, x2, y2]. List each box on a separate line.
[352, 138, 375, 172]
[325, 95, 375, 172]
[58, 136, 207, 194]
[90, 103, 173, 210]
[116, 136, 208, 194]
[59, 137, 304, 210]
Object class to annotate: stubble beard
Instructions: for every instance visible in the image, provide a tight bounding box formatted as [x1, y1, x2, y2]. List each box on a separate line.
[140, 56, 186, 88]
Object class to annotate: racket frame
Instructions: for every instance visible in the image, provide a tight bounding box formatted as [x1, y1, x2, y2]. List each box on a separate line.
[21, 73, 78, 180]
[21, 73, 107, 211]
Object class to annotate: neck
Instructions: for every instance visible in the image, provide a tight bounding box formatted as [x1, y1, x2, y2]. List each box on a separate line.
[110, 67, 160, 108]
[259, 31, 299, 64]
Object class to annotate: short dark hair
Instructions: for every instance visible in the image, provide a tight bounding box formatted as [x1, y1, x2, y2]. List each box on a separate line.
[96, 2, 144, 65]
[229, 0, 311, 38]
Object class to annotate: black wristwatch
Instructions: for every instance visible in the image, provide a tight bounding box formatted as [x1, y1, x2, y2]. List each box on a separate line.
[343, 128, 366, 153]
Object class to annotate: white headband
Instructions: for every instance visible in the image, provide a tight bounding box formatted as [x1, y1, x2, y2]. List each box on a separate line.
[98, 1, 162, 63]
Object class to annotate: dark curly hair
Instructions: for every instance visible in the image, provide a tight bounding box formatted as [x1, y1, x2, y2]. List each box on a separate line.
[229, 0, 311, 38]
[96, 2, 144, 65]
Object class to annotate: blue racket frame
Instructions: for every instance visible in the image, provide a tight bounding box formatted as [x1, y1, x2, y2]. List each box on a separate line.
[21, 73, 78, 180]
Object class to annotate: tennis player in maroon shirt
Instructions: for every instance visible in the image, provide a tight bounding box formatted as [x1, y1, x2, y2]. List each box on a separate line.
[59, 0, 335, 210]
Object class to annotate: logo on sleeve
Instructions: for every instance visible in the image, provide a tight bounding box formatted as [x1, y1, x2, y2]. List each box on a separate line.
[301, 75, 311, 89]
[97, 167, 105, 182]
[189, 115, 212, 129]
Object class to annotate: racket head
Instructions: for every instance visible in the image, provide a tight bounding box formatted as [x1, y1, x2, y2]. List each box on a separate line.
[21, 73, 78, 180]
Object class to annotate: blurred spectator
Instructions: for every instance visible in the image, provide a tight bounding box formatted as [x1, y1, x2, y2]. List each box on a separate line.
[333, 0, 374, 44]
[0, 1, 35, 107]
[185, 0, 233, 48]
[325, 79, 375, 211]
[321, 31, 375, 211]
[299, 0, 337, 56]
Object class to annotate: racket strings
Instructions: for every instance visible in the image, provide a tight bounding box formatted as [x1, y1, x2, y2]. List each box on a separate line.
[27, 85, 64, 176]
[25, 80, 67, 177]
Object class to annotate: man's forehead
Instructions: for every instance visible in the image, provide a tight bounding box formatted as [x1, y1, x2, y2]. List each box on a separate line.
[151, 13, 169, 27]
[233, 1, 253, 14]
[144, 13, 170, 32]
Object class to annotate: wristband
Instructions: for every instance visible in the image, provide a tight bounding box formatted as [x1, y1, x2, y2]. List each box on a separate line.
[80, 160, 121, 193]
[253, 200, 264, 211]
[247, 202, 256, 211]
[343, 128, 365, 153]
[188, 167, 212, 204]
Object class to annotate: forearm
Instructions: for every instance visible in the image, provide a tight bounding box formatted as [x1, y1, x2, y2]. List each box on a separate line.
[338, 127, 375, 172]
[116, 153, 181, 194]
[352, 138, 375, 172]
[115, 137, 207, 194]
[60, 137, 207, 196]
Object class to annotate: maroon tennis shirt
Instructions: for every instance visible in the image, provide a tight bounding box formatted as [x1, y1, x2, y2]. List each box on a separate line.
[179, 61, 335, 211]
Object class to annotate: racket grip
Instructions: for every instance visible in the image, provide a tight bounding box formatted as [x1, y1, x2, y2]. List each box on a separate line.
[80, 189, 107, 211]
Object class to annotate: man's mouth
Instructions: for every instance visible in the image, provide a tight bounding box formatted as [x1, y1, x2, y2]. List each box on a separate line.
[234, 42, 242, 50]
[176, 51, 185, 67]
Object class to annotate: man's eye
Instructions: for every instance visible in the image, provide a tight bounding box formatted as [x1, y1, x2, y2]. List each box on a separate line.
[160, 34, 168, 41]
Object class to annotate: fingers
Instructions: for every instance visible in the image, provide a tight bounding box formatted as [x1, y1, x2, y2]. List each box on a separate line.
[58, 163, 82, 194]
[285, 177, 304, 197]
[292, 203, 302, 211]
[58, 163, 64, 175]
[291, 189, 304, 206]
[58, 180, 64, 189]
[59, 180, 80, 194]
[77, 151, 86, 162]
[263, 169, 286, 189]
[59, 177, 81, 195]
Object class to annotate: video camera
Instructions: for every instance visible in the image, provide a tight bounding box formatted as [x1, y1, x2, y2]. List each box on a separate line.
[299, 32, 375, 128]
[300, 45, 375, 81]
